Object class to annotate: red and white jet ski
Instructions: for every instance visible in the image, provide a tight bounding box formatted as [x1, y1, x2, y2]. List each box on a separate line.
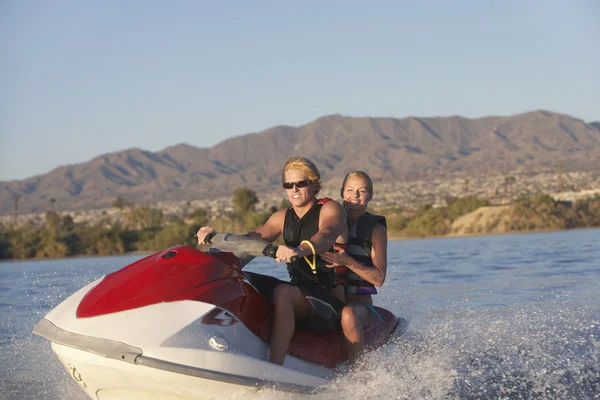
[33, 233, 408, 400]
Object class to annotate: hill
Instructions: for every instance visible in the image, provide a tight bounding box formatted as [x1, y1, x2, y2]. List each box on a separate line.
[2, 110, 600, 214]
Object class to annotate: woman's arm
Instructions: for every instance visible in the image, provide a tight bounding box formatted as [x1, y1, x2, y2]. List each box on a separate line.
[321, 222, 387, 287]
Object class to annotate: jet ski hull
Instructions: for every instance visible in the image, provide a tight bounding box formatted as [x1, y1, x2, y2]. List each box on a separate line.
[33, 245, 407, 399]
[50, 342, 266, 400]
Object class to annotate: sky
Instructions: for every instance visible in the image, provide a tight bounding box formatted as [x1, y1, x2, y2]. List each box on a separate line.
[1, 0, 599, 182]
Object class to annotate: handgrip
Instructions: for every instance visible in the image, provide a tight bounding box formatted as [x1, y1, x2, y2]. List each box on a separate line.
[262, 244, 278, 258]
[193, 231, 216, 244]
[262, 244, 299, 263]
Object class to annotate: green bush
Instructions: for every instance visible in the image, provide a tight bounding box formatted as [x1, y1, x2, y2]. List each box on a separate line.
[446, 196, 490, 220]
[2, 194, 599, 260]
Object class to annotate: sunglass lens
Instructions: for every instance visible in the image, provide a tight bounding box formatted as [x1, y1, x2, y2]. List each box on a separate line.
[283, 180, 311, 189]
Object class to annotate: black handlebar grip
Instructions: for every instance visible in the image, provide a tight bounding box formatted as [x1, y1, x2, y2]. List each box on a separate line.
[262, 244, 278, 258]
[194, 231, 216, 243]
[205, 231, 216, 242]
[262, 244, 299, 263]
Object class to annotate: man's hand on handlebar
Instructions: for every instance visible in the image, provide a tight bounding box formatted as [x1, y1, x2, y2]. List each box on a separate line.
[196, 226, 216, 245]
[275, 245, 308, 263]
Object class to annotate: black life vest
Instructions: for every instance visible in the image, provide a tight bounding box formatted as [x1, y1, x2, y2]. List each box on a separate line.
[283, 199, 336, 288]
[345, 212, 387, 295]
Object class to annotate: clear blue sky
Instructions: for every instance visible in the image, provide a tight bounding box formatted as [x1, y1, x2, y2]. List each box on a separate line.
[1, 0, 599, 181]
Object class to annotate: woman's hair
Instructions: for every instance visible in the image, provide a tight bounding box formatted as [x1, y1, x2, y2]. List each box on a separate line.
[281, 157, 323, 195]
[340, 170, 374, 200]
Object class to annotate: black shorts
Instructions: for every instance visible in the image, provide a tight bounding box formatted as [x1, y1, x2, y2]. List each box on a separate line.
[244, 272, 343, 332]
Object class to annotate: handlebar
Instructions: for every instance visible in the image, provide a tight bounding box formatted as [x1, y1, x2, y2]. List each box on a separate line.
[262, 243, 298, 263]
[194, 231, 216, 243]
[196, 233, 298, 263]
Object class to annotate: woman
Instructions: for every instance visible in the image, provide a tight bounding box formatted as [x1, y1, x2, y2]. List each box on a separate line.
[321, 171, 388, 363]
[196, 156, 348, 365]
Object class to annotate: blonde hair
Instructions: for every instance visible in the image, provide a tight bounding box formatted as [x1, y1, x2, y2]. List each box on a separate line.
[340, 170, 374, 200]
[281, 157, 323, 195]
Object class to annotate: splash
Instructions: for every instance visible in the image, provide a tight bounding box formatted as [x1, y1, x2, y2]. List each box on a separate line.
[256, 300, 599, 400]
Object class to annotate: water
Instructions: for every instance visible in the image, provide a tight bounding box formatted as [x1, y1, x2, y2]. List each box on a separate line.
[1, 229, 599, 399]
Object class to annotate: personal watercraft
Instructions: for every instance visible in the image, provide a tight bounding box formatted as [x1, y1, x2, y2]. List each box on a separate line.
[33, 234, 408, 400]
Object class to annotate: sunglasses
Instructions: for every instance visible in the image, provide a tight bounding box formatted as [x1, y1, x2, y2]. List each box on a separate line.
[282, 180, 313, 189]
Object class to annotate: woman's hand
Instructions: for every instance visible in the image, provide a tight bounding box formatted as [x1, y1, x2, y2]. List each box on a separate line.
[196, 226, 216, 245]
[320, 248, 352, 269]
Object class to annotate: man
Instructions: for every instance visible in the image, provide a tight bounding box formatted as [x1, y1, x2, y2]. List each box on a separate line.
[196, 156, 347, 365]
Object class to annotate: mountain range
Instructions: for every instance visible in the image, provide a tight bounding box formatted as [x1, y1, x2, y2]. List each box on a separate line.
[2, 110, 600, 215]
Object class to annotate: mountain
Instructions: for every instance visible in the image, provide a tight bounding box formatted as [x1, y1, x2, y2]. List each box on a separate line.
[2, 110, 600, 215]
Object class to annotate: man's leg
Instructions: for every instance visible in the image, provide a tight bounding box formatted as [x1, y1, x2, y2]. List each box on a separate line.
[341, 303, 371, 362]
[243, 271, 287, 302]
[269, 284, 311, 365]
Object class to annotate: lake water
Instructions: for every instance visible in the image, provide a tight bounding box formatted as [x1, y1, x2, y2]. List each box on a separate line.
[1, 229, 599, 399]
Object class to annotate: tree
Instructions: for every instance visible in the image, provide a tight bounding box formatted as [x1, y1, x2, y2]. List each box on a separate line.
[403, 208, 449, 237]
[124, 206, 164, 230]
[112, 196, 128, 210]
[279, 199, 291, 210]
[145, 221, 190, 251]
[61, 215, 75, 232]
[504, 176, 516, 200]
[183, 200, 192, 218]
[232, 187, 259, 216]
[557, 162, 564, 193]
[13, 193, 21, 223]
[446, 196, 490, 220]
[189, 207, 209, 227]
[244, 211, 270, 231]
[45, 211, 61, 236]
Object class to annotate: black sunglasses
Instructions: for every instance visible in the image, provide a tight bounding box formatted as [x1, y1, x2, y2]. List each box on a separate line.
[283, 180, 313, 189]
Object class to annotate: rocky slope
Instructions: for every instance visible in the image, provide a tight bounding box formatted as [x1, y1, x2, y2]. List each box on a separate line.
[2, 110, 599, 214]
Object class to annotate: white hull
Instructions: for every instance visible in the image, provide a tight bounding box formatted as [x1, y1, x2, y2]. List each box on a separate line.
[36, 278, 333, 400]
[52, 342, 261, 400]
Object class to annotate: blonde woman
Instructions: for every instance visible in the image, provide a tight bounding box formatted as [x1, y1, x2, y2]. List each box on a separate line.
[321, 171, 387, 362]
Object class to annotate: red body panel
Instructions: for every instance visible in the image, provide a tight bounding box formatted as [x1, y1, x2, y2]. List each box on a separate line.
[77, 246, 238, 318]
[289, 307, 397, 368]
[257, 306, 398, 368]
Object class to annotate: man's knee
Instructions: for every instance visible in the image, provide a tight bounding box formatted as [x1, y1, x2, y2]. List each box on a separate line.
[273, 284, 300, 304]
[273, 284, 311, 320]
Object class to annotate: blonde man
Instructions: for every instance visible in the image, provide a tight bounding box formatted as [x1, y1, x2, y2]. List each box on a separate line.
[197, 157, 347, 365]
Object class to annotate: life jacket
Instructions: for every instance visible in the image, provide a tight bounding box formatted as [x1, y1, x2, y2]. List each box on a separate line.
[283, 198, 337, 289]
[345, 212, 387, 295]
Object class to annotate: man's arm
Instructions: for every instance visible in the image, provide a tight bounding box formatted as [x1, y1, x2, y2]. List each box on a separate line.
[196, 209, 285, 245]
[297, 201, 347, 256]
[247, 209, 286, 243]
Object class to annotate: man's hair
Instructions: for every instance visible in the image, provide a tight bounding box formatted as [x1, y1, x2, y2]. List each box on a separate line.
[281, 157, 323, 195]
[340, 170, 374, 200]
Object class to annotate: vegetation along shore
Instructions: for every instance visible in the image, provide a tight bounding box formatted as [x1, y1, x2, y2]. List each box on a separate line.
[1, 184, 598, 260]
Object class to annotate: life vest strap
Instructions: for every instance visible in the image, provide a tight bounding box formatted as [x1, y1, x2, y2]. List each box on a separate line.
[300, 240, 317, 274]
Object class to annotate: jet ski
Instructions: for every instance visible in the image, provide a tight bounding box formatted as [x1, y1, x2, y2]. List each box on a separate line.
[33, 233, 408, 400]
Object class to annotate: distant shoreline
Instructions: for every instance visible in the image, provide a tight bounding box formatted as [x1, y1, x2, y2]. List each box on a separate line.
[3, 226, 598, 263]
[388, 225, 599, 241]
